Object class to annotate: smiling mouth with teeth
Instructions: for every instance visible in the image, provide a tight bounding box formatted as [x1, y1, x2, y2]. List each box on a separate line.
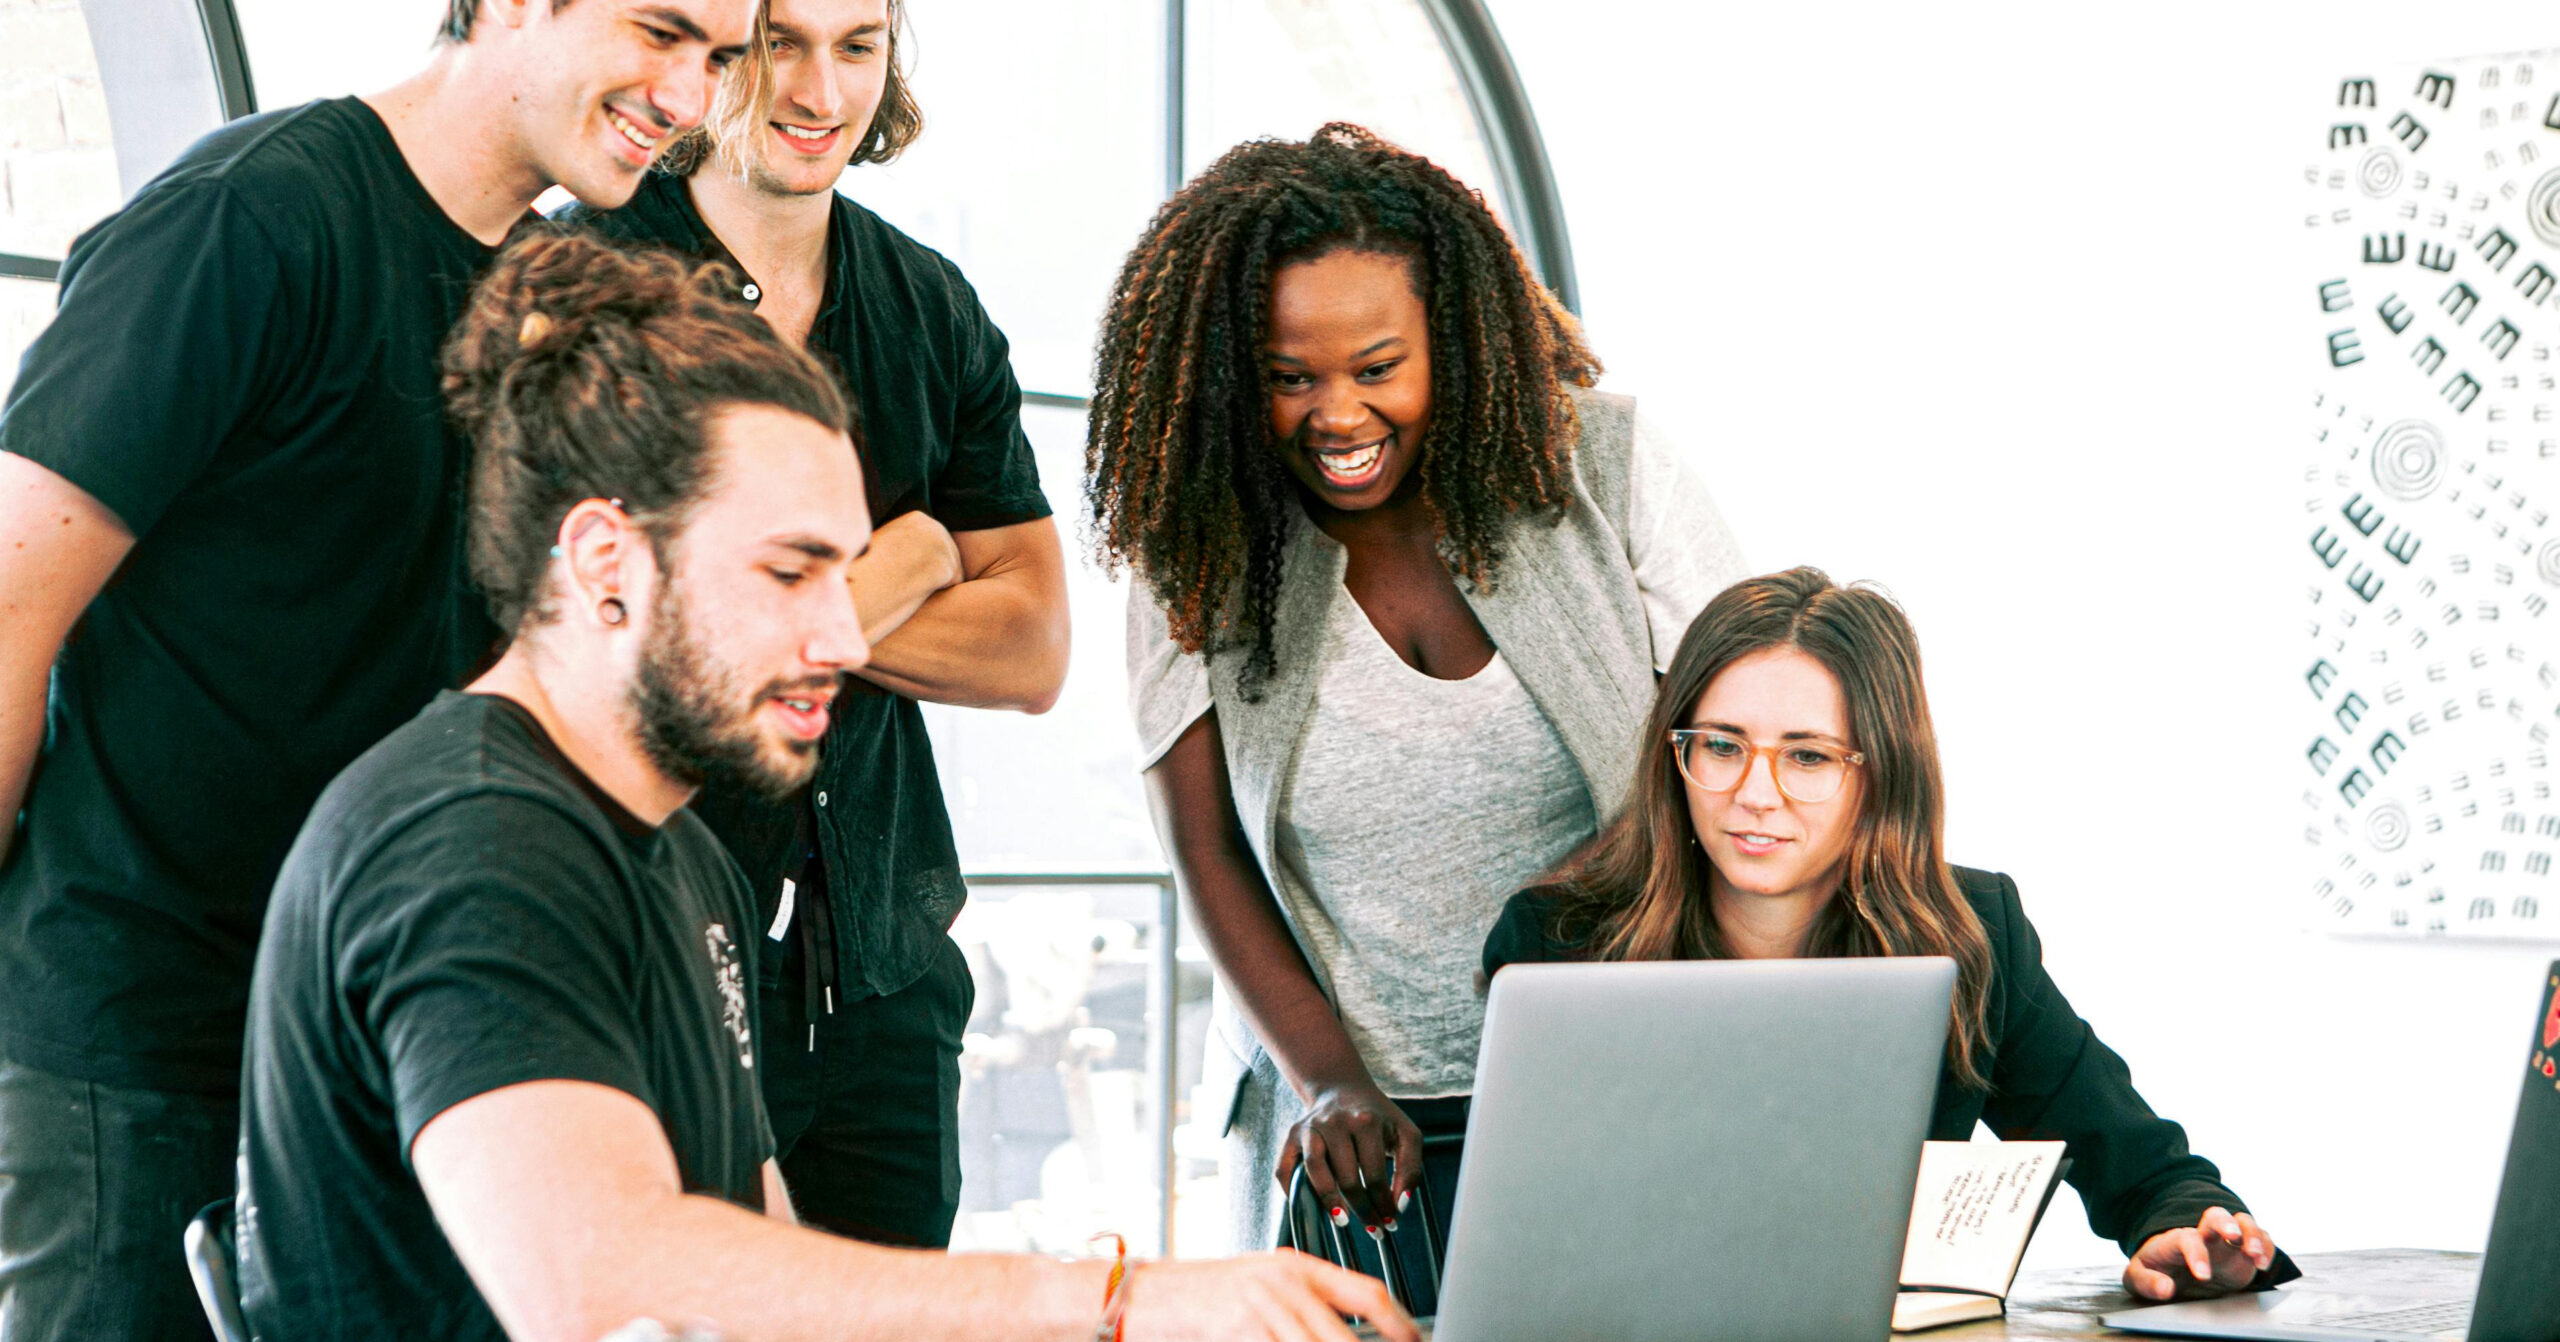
[776, 124, 839, 142]
[606, 107, 660, 153]
[1311, 438, 1387, 483]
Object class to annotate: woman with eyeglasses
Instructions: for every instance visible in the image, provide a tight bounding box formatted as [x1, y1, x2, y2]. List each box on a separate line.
[1484, 567, 2296, 1302]
[1091, 124, 1748, 1254]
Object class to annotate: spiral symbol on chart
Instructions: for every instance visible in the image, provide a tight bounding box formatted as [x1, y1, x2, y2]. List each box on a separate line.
[2366, 803, 2412, 853]
[2371, 420, 2445, 501]
[2360, 151, 2403, 198]
[2537, 538, 2560, 588]
[2529, 169, 2560, 248]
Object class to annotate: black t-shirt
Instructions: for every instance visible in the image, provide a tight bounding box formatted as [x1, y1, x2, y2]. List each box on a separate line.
[237, 692, 772, 1340]
[0, 98, 506, 1090]
[563, 174, 1050, 1002]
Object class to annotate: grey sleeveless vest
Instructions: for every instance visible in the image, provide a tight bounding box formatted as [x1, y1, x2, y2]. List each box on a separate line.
[1170, 388, 1661, 1250]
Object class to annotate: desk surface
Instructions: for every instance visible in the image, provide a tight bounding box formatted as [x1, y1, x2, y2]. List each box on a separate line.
[1937, 1248, 2481, 1340]
[1374, 1249, 2480, 1340]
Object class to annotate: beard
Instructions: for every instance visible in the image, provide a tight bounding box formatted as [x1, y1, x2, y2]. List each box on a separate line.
[631, 584, 832, 802]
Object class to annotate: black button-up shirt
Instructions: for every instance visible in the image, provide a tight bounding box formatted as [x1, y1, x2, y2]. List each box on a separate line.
[563, 172, 1049, 1002]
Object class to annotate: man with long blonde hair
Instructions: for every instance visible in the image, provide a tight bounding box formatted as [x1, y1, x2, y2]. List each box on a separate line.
[564, 0, 1072, 1248]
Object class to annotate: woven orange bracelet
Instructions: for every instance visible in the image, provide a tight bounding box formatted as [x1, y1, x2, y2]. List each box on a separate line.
[1090, 1233, 1134, 1342]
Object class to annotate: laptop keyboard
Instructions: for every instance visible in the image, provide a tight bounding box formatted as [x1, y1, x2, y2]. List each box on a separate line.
[2319, 1299, 2472, 1336]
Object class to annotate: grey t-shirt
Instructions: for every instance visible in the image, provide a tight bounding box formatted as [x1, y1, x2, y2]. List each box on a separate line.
[1130, 410, 1744, 766]
[1128, 410, 1747, 1094]
[1273, 596, 1596, 1096]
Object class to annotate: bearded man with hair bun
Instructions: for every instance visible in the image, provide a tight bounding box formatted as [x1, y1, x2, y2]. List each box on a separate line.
[236, 229, 1409, 1342]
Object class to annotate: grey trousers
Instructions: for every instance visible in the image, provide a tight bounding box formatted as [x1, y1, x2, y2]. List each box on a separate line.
[0, 1053, 233, 1342]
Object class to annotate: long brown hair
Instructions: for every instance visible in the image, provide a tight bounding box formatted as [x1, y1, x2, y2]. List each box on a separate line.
[1544, 567, 1996, 1088]
[1086, 123, 1600, 699]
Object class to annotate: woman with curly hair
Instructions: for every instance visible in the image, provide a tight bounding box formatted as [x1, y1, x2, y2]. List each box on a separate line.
[1091, 123, 1749, 1254]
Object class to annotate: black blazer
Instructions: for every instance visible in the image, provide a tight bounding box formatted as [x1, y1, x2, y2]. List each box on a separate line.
[1484, 865, 2299, 1278]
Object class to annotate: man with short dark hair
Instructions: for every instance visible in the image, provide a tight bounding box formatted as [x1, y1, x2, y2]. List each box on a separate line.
[568, 0, 1073, 1249]
[0, 2, 750, 1333]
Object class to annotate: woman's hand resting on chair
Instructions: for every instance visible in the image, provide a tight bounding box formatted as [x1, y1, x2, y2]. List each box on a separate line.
[1276, 1083, 1423, 1231]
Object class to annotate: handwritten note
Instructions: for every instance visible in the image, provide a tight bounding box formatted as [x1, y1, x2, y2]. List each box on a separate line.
[1899, 1141, 2069, 1297]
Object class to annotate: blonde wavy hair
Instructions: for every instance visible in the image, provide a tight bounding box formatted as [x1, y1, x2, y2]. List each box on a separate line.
[656, 0, 923, 178]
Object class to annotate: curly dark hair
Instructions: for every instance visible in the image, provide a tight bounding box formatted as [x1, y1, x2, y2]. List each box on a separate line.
[1086, 122, 1601, 697]
[442, 228, 848, 633]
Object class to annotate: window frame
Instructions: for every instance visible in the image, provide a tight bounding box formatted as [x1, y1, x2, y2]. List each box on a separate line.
[79, 0, 254, 204]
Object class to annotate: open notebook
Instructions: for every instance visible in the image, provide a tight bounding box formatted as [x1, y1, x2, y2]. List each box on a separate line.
[1891, 1141, 2071, 1332]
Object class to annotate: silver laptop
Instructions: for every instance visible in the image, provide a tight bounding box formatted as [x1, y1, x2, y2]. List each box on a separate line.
[2101, 960, 2560, 1342]
[1383, 956, 1955, 1342]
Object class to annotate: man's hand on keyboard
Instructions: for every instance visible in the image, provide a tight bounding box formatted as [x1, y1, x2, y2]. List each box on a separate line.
[1124, 1248, 1420, 1342]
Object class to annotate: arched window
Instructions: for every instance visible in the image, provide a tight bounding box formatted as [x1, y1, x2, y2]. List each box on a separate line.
[81, 0, 1572, 1257]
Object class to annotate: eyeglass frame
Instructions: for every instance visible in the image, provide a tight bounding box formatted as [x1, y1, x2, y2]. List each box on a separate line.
[1666, 728, 1867, 805]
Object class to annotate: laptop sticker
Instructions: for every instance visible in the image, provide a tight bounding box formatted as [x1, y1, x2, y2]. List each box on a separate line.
[2543, 973, 2557, 1050]
[2544, 974, 2559, 1088]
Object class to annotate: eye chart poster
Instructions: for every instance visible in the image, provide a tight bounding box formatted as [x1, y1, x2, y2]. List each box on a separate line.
[2304, 51, 2560, 940]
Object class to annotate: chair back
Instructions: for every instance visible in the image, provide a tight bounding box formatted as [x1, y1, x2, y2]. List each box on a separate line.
[1282, 1132, 1463, 1319]
[184, 1197, 251, 1342]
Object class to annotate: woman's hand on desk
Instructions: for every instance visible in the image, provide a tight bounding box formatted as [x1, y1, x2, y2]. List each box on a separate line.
[2124, 1208, 2277, 1300]
[1276, 1084, 1423, 1229]
[1124, 1249, 1419, 1342]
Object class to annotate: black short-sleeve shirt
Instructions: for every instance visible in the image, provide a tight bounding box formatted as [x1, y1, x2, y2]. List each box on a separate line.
[563, 174, 1050, 1001]
[237, 692, 772, 1340]
[0, 98, 505, 1091]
